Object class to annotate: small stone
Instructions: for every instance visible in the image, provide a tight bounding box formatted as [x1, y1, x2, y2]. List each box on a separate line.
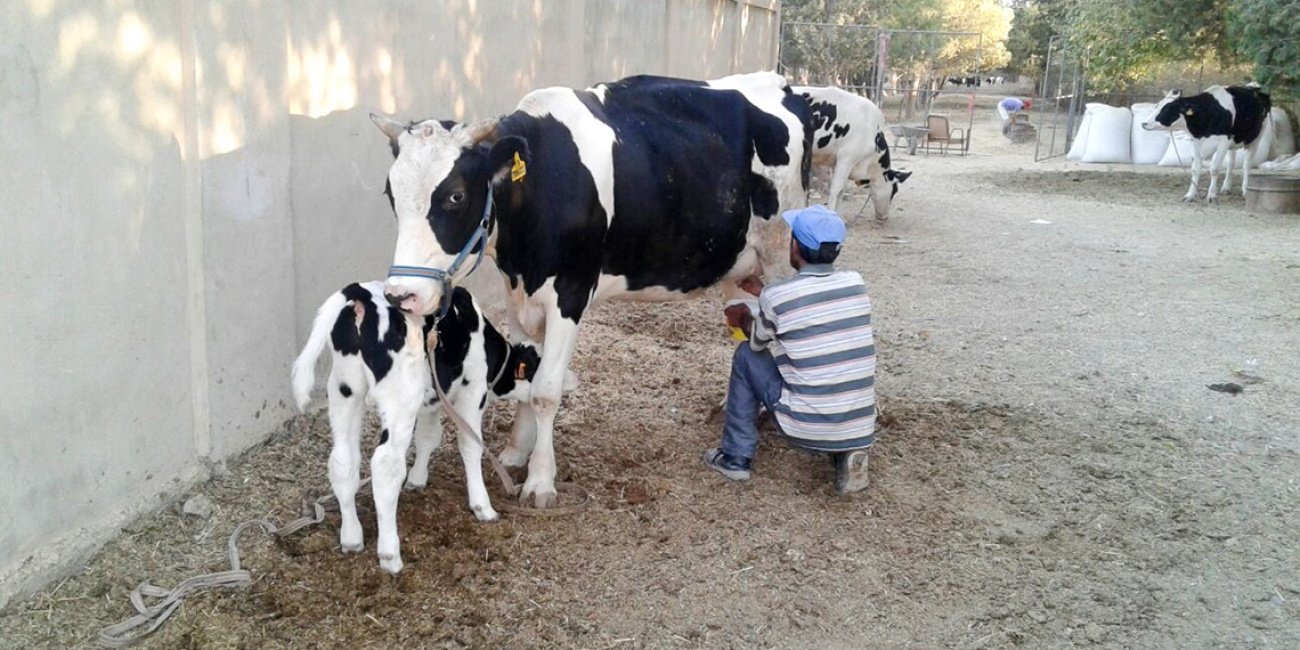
[182, 494, 214, 519]
[1028, 609, 1048, 624]
[1084, 623, 1106, 643]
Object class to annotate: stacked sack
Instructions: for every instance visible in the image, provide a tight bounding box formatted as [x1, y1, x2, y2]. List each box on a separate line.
[1067, 103, 1296, 168]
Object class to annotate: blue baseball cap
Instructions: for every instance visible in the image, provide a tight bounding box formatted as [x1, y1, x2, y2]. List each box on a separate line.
[782, 204, 846, 249]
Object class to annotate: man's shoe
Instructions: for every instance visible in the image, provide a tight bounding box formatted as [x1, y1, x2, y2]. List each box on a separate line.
[703, 448, 752, 481]
[833, 449, 870, 495]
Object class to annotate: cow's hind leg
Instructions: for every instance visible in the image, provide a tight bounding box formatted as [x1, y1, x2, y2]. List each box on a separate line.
[327, 363, 366, 553]
[826, 158, 853, 213]
[521, 310, 582, 509]
[405, 403, 443, 491]
[371, 397, 419, 574]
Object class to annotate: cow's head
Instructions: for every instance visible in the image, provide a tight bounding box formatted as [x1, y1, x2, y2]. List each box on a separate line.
[371, 114, 527, 316]
[1142, 90, 1186, 131]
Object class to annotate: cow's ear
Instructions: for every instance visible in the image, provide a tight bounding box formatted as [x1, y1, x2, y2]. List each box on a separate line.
[370, 113, 406, 141]
[486, 136, 530, 183]
[894, 170, 913, 183]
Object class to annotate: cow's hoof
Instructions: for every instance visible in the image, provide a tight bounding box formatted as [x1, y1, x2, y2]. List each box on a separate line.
[340, 541, 364, 554]
[402, 480, 426, 492]
[531, 490, 558, 509]
[471, 503, 500, 522]
[378, 554, 404, 575]
[499, 446, 529, 468]
[1205, 195, 1219, 204]
[1181, 195, 1196, 203]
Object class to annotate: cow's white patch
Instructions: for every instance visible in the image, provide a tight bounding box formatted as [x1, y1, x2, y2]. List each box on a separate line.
[708, 72, 807, 214]
[518, 87, 617, 225]
[384, 121, 466, 315]
[588, 83, 609, 104]
[794, 85, 901, 217]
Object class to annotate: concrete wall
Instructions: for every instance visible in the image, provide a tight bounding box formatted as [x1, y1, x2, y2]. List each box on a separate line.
[0, 0, 779, 608]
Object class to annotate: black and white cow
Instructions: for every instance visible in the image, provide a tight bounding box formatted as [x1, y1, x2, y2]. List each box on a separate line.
[1141, 85, 1273, 202]
[793, 85, 912, 218]
[372, 71, 811, 508]
[292, 282, 565, 573]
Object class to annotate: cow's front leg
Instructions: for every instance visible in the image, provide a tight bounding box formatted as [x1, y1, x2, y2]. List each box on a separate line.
[371, 405, 417, 574]
[521, 311, 582, 509]
[452, 393, 499, 521]
[1222, 150, 1236, 196]
[405, 404, 443, 491]
[327, 373, 366, 553]
[1241, 145, 1255, 195]
[1183, 153, 1202, 202]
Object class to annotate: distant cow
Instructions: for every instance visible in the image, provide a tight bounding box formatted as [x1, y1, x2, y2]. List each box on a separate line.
[373, 71, 810, 508]
[793, 85, 912, 218]
[292, 283, 564, 573]
[1141, 85, 1273, 202]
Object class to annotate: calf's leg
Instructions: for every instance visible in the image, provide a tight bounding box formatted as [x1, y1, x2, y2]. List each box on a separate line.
[326, 365, 366, 553]
[405, 404, 443, 491]
[371, 401, 419, 574]
[452, 392, 499, 521]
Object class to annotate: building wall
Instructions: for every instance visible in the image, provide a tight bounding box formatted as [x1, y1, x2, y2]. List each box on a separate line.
[0, 0, 779, 608]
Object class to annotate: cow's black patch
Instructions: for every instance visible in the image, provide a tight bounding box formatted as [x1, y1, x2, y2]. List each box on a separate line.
[1155, 86, 1270, 145]
[817, 134, 832, 149]
[875, 131, 892, 171]
[479, 394, 487, 409]
[807, 100, 838, 132]
[379, 428, 390, 445]
[833, 123, 851, 138]
[432, 287, 477, 393]
[749, 173, 780, 218]
[338, 383, 352, 398]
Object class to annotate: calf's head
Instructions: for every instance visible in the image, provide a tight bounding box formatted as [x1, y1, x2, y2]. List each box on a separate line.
[371, 114, 527, 316]
[1142, 90, 1186, 131]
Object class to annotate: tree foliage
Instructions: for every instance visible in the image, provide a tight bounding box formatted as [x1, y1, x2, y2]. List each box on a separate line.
[1229, 0, 1300, 98]
[1005, 0, 1297, 99]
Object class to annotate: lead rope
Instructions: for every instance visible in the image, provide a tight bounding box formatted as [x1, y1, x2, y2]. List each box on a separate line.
[426, 343, 591, 517]
[97, 479, 367, 647]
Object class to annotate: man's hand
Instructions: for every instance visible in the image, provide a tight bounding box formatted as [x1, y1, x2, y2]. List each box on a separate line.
[724, 303, 755, 333]
[738, 275, 764, 296]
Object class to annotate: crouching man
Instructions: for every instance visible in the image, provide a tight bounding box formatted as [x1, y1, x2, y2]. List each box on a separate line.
[703, 205, 877, 495]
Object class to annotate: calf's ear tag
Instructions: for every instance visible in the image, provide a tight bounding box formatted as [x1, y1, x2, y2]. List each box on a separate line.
[511, 152, 526, 183]
[515, 361, 528, 380]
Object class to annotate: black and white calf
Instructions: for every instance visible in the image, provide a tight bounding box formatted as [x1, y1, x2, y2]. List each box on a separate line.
[793, 85, 912, 218]
[1141, 85, 1273, 202]
[372, 71, 810, 508]
[292, 282, 558, 573]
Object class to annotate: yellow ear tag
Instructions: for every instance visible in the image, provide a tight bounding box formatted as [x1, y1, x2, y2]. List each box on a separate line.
[510, 152, 526, 183]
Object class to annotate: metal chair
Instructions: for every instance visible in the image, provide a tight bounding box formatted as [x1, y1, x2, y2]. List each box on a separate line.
[925, 114, 969, 155]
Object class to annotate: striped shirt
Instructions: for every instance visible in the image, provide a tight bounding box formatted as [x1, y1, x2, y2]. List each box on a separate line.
[750, 264, 876, 451]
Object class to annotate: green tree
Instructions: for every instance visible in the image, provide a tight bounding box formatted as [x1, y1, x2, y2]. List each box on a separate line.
[1230, 0, 1300, 98]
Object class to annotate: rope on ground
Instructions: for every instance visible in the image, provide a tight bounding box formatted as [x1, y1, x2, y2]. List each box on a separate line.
[429, 362, 593, 517]
[96, 480, 366, 648]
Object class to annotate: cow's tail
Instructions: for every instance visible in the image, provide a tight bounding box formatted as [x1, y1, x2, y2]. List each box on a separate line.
[292, 289, 349, 411]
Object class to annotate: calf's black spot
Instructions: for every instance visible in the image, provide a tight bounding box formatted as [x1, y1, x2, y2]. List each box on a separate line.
[379, 428, 390, 445]
[338, 383, 352, 398]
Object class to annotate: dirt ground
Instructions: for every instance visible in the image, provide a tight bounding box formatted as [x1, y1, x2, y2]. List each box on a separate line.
[4, 105, 1299, 650]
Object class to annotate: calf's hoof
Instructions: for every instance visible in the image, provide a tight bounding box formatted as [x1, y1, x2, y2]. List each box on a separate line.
[378, 553, 404, 575]
[402, 479, 427, 492]
[340, 541, 364, 554]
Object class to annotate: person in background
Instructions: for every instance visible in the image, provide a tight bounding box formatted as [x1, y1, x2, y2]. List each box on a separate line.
[703, 205, 877, 495]
[998, 97, 1033, 126]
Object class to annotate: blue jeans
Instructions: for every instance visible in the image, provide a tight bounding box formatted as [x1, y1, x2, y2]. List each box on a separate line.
[722, 343, 786, 461]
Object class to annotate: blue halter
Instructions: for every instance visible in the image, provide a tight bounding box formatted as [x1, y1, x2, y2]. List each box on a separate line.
[388, 182, 494, 320]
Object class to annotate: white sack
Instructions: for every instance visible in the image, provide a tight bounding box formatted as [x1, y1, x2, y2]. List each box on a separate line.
[1271, 107, 1296, 157]
[1080, 104, 1132, 163]
[1065, 104, 1098, 161]
[1130, 103, 1168, 164]
[1158, 130, 1197, 167]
